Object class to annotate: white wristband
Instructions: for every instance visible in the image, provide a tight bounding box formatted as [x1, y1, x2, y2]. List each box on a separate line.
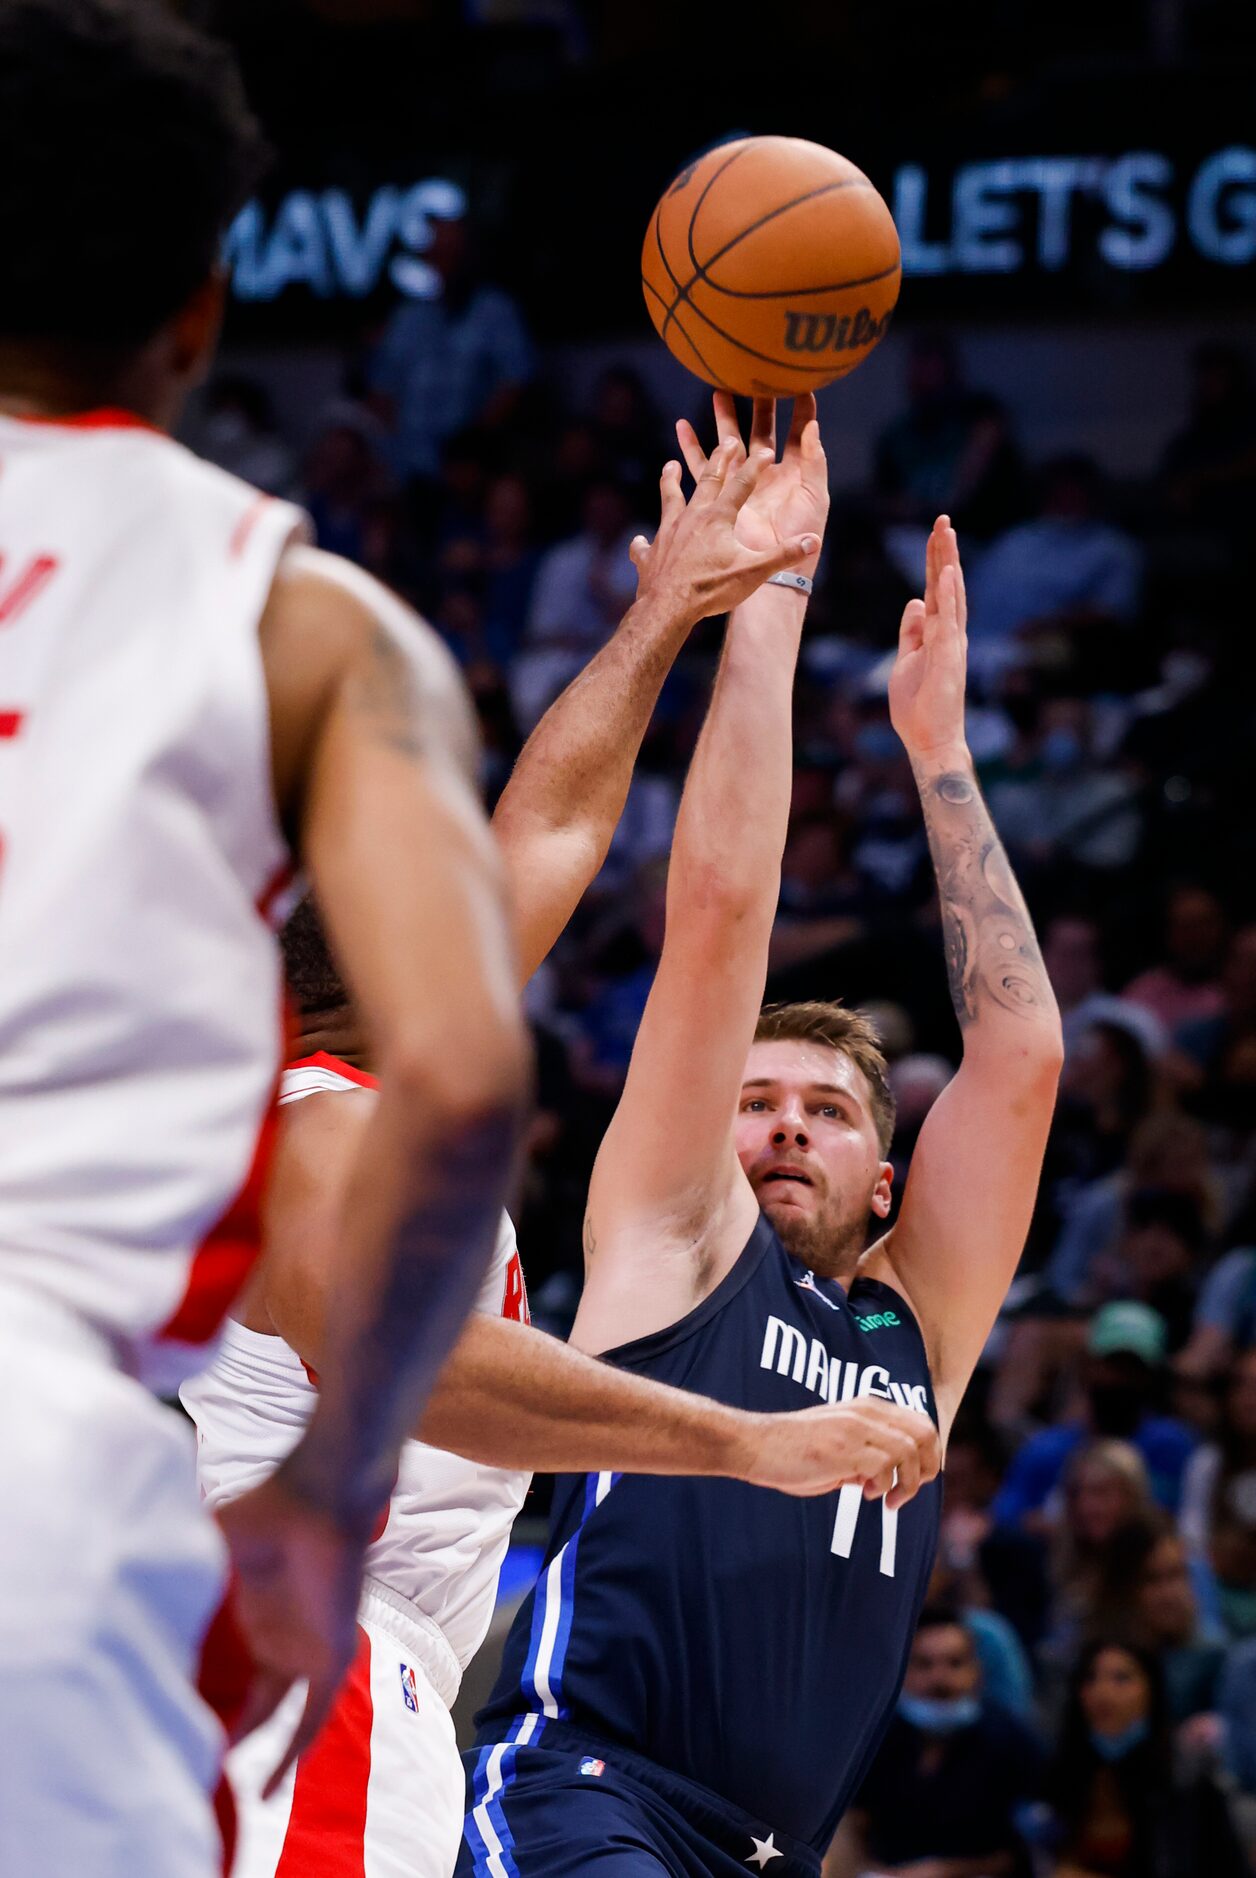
[765, 570, 813, 596]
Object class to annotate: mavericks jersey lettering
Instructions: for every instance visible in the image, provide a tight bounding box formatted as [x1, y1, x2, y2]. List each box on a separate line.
[477, 1217, 941, 1850]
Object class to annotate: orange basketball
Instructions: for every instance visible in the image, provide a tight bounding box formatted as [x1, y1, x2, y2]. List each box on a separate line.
[641, 136, 901, 398]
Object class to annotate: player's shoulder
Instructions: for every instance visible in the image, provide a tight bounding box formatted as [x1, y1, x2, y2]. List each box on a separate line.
[262, 544, 467, 714]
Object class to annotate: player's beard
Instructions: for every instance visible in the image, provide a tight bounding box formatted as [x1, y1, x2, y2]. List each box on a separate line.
[761, 1189, 871, 1282]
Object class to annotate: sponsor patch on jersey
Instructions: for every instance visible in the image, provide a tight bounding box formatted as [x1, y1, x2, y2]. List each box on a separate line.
[578, 1758, 606, 1778]
[400, 1663, 419, 1713]
[854, 1309, 901, 1333]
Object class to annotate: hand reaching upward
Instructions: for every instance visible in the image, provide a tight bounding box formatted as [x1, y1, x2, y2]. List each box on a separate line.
[628, 404, 821, 627]
[889, 515, 969, 764]
[674, 393, 829, 575]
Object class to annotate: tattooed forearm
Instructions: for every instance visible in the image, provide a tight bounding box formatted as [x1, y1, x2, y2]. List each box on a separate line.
[918, 766, 1054, 1032]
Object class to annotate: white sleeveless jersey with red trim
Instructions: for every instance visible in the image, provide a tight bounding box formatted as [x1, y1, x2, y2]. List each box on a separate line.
[182, 1054, 532, 1680]
[0, 412, 307, 1389]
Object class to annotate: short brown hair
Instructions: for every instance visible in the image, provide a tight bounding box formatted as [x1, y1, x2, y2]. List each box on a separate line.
[753, 1001, 896, 1154]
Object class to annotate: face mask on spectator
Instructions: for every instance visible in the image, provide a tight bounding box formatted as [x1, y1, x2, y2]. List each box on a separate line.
[897, 1693, 981, 1735]
[1089, 1719, 1150, 1761]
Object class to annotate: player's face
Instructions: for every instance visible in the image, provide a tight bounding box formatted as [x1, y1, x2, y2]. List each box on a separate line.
[735, 1040, 892, 1274]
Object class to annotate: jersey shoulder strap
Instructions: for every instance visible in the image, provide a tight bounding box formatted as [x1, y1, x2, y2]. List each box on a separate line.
[598, 1213, 777, 1370]
[281, 1051, 380, 1104]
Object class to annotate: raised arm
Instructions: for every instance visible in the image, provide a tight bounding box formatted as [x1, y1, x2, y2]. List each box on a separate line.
[574, 397, 829, 1354]
[494, 439, 824, 983]
[866, 521, 1064, 1440]
[220, 548, 530, 1779]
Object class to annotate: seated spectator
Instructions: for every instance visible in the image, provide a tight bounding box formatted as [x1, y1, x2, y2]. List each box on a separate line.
[966, 455, 1142, 661]
[1047, 1020, 1159, 1196]
[367, 200, 533, 488]
[509, 476, 643, 732]
[768, 814, 865, 975]
[1128, 1527, 1226, 1734]
[874, 332, 1026, 541]
[479, 472, 544, 667]
[1180, 1348, 1256, 1639]
[992, 1306, 1197, 1529]
[1220, 1633, 1256, 1795]
[297, 403, 395, 574]
[985, 697, 1142, 873]
[828, 1607, 1043, 1878]
[569, 856, 667, 1092]
[199, 372, 295, 495]
[838, 715, 929, 900]
[587, 364, 666, 493]
[1122, 883, 1229, 1034]
[1043, 1441, 1162, 1664]
[1088, 1189, 1209, 1352]
[1175, 924, 1256, 1135]
[1180, 1242, 1256, 1378]
[1046, 1112, 1217, 1309]
[935, 1421, 1052, 1655]
[1047, 1638, 1247, 1877]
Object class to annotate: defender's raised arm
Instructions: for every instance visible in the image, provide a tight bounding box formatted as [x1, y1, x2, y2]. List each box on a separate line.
[576, 396, 829, 1353]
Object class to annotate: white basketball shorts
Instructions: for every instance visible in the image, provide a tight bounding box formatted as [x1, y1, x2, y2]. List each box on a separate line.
[224, 1587, 465, 1878]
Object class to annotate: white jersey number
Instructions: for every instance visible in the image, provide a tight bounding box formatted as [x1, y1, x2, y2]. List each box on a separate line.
[831, 1483, 899, 1579]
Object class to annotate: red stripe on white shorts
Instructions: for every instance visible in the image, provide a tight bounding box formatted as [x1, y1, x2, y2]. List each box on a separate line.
[274, 1625, 374, 1877]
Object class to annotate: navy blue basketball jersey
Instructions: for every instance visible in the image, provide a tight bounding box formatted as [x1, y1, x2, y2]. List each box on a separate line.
[477, 1215, 942, 1851]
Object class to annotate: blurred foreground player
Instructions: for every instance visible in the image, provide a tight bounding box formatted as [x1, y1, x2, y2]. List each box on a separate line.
[188, 498, 919, 1877]
[0, 4, 539, 1872]
[461, 403, 1065, 1877]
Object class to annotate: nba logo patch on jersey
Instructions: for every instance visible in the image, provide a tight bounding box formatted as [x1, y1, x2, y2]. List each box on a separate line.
[578, 1758, 605, 1778]
[399, 1664, 419, 1713]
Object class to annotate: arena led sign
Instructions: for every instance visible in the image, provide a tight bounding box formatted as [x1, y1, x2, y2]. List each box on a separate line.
[224, 178, 467, 303]
[892, 147, 1256, 276]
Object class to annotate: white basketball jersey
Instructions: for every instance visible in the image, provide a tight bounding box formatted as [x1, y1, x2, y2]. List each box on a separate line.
[0, 410, 306, 1390]
[183, 1054, 532, 1693]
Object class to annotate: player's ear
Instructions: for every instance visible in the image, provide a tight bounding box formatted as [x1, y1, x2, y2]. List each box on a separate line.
[870, 1161, 893, 1220]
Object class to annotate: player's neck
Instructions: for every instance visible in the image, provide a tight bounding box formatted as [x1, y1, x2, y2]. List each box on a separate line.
[0, 341, 176, 430]
[295, 1009, 374, 1075]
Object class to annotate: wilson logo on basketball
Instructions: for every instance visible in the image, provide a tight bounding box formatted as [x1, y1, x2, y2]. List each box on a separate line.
[781, 307, 894, 355]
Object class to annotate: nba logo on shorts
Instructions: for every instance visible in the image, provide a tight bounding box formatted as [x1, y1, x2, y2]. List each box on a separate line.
[578, 1758, 605, 1778]
[399, 1664, 419, 1714]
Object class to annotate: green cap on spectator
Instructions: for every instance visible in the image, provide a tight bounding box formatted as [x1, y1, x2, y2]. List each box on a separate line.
[1087, 1300, 1168, 1367]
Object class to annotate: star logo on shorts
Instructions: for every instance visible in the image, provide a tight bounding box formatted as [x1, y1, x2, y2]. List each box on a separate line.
[746, 1832, 782, 1869]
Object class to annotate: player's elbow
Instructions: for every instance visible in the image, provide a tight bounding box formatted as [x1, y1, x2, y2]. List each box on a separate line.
[669, 854, 765, 931]
[1007, 1028, 1066, 1104]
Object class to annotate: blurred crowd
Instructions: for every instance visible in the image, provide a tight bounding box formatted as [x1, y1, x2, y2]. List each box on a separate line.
[202, 224, 1256, 1875]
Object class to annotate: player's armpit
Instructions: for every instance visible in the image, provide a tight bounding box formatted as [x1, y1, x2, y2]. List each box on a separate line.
[867, 1050, 1060, 1443]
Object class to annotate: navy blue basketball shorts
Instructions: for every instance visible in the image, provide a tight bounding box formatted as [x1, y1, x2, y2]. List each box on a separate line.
[457, 1719, 822, 1878]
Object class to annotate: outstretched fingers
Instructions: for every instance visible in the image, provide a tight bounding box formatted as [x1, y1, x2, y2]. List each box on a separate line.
[675, 417, 708, 484]
[749, 396, 777, 457]
[899, 595, 927, 655]
[693, 435, 743, 506]
[784, 393, 817, 461]
[712, 390, 743, 452]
